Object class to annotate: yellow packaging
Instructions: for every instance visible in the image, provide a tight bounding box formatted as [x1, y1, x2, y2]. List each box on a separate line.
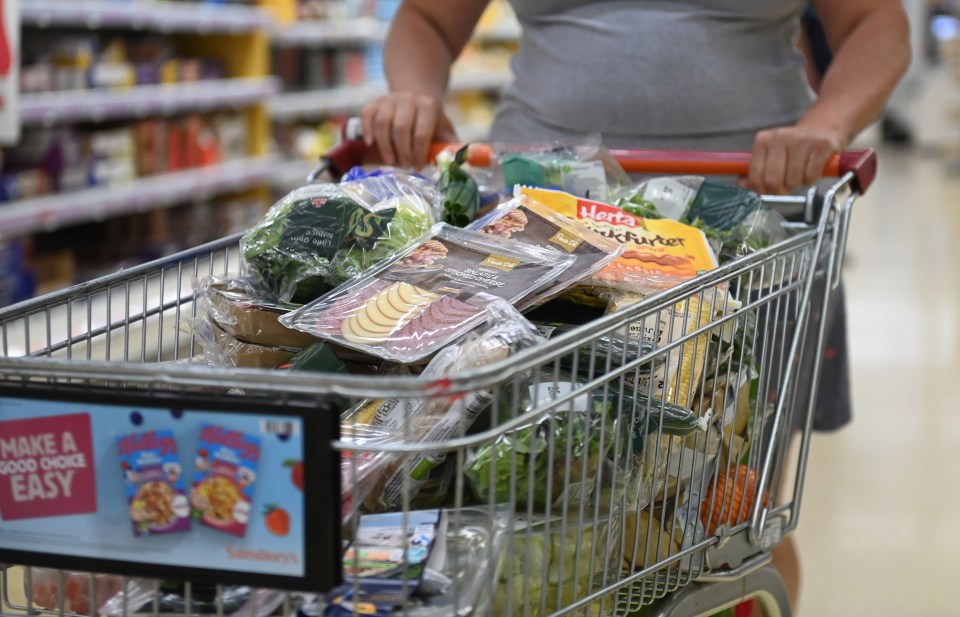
[607, 291, 714, 409]
[518, 186, 718, 294]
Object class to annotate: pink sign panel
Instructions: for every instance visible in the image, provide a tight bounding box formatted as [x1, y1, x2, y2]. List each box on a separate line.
[0, 413, 97, 520]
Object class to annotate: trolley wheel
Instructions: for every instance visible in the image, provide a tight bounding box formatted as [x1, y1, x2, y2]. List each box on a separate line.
[644, 561, 791, 617]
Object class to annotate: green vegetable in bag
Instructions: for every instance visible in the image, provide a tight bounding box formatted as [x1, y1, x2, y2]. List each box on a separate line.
[466, 378, 625, 511]
[327, 196, 433, 284]
[436, 145, 480, 227]
[241, 185, 363, 303]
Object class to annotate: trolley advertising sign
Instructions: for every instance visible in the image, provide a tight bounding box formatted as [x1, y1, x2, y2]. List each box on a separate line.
[0, 387, 342, 593]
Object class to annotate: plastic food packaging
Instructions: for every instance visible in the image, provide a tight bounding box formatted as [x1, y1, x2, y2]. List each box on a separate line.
[613, 176, 790, 265]
[468, 194, 624, 308]
[495, 134, 630, 203]
[322, 507, 510, 617]
[99, 581, 285, 617]
[280, 224, 572, 363]
[193, 316, 298, 369]
[466, 371, 629, 513]
[339, 428, 396, 524]
[605, 287, 733, 409]
[518, 186, 718, 296]
[28, 569, 133, 616]
[493, 516, 622, 617]
[341, 301, 545, 511]
[194, 276, 319, 349]
[240, 173, 437, 304]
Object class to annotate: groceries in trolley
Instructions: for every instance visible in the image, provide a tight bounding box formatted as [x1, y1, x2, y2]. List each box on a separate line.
[241, 173, 440, 304]
[340, 302, 544, 512]
[279, 225, 573, 363]
[181, 147, 786, 611]
[467, 194, 624, 308]
[518, 185, 720, 297]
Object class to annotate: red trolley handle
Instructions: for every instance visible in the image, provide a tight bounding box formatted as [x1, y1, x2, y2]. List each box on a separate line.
[319, 137, 876, 194]
[424, 143, 877, 194]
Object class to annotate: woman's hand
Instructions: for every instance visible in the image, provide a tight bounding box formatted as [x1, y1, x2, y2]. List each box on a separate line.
[745, 123, 847, 195]
[360, 92, 458, 169]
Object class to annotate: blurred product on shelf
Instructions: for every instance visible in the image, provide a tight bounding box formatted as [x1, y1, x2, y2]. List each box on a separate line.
[296, 0, 375, 21]
[272, 47, 368, 91]
[1, 112, 248, 203]
[274, 118, 345, 163]
[20, 194, 268, 296]
[447, 93, 498, 143]
[20, 32, 226, 96]
[0, 240, 37, 306]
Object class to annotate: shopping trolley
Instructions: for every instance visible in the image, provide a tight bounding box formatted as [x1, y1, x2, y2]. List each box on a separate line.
[0, 144, 875, 617]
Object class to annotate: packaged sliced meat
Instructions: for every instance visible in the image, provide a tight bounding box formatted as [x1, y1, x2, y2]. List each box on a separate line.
[341, 301, 545, 511]
[518, 186, 719, 296]
[279, 223, 573, 363]
[468, 194, 624, 308]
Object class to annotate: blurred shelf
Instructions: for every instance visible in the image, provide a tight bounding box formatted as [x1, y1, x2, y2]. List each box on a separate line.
[273, 159, 319, 191]
[269, 83, 384, 121]
[0, 155, 283, 238]
[270, 70, 511, 122]
[21, 77, 279, 126]
[271, 17, 518, 47]
[272, 17, 388, 47]
[21, 1, 272, 33]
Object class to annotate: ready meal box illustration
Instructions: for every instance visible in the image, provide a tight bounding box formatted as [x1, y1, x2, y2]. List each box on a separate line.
[117, 430, 191, 537]
[190, 425, 260, 537]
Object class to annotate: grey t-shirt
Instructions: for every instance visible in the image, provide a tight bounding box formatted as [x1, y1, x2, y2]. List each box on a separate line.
[490, 0, 815, 150]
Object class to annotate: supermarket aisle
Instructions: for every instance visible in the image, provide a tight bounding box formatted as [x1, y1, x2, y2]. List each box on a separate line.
[795, 67, 960, 615]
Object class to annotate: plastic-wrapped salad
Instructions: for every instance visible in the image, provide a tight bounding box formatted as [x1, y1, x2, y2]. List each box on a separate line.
[240, 173, 438, 304]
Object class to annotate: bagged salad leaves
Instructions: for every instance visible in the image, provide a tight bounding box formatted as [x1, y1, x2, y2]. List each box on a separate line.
[493, 516, 622, 617]
[240, 173, 437, 304]
[341, 301, 544, 511]
[613, 175, 790, 264]
[466, 371, 631, 513]
[468, 194, 624, 308]
[518, 186, 719, 297]
[496, 133, 630, 203]
[279, 223, 573, 363]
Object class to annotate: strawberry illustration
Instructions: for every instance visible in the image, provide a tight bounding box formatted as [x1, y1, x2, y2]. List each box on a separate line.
[264, 505, 290, 536]
[283, 459, 303, 491]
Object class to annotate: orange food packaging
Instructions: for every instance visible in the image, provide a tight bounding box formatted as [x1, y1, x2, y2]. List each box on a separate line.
[517, 186, 718, 295]
[700, 464, 770, 535]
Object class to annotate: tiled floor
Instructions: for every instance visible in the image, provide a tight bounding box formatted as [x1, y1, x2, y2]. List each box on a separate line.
[793, 65, 960, 615]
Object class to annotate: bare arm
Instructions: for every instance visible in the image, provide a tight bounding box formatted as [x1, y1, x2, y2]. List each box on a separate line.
[804, 0, 910, 142]
[748, 0, 910, 193]
[361, 0, 489, 167]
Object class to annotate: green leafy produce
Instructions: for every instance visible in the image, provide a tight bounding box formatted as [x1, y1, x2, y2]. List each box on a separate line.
[240, 181, 434, 304]
[467, 383, 623, 511]
[327, 196, 433, 284]
[436, 145, 480, 227]
[241, 185, 363, 303]
[493, 519, 619, 617]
